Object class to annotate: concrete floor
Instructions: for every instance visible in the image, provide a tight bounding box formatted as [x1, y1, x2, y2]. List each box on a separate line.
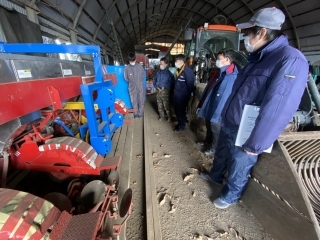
[125, 95, 273, 240]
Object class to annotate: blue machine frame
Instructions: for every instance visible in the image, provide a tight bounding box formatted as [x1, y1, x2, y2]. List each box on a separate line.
[0, 43, 124, 155]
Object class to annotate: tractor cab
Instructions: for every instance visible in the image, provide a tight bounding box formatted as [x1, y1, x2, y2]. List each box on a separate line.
[184, 23, 247, 84]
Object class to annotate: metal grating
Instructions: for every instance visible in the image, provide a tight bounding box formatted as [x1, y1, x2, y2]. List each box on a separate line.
[279, 136, 320, 224]
[50, 211, 101, 240]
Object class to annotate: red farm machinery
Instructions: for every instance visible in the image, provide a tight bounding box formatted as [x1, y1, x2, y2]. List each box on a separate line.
[0, 43, 132, 239]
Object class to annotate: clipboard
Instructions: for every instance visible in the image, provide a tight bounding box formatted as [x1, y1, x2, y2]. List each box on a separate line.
[235, 105, 273, 153]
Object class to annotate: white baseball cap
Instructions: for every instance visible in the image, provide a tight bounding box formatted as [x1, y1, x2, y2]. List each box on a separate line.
[236, 7, 285, 30]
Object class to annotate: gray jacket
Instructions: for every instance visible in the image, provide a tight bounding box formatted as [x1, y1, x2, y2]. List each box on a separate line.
[124, 63, 144, 90]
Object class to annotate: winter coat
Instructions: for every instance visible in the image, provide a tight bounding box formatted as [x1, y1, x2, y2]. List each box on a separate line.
[197, 64, 238, 123]
[174, 66, 195, 99]
[153, 67, 175, 89]
[222, 35, 308, 154]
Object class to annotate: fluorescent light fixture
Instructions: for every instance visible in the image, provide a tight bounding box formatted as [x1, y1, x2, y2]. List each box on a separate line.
[145, 48, 160, 52]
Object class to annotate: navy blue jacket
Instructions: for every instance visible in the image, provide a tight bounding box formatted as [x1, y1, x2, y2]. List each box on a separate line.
[174, 66, 195, 98]
[222, 35, 308, 154]
[153, 67, 175, 89]
[198, 64, 238, 123]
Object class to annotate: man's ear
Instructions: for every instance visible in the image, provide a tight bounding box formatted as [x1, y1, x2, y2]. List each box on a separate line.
[259, 28, 267, 40]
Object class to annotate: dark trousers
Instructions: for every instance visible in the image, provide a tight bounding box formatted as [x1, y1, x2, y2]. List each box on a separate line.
[204, 120, 221, 150]
[209, 126, 258, 204]
[174, 95, 189, 129]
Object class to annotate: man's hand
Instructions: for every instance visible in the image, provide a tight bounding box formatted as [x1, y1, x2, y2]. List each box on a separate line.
[245, 150, 258, 156]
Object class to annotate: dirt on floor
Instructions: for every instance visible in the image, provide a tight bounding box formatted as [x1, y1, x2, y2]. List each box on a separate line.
[141, 94, 273, 240]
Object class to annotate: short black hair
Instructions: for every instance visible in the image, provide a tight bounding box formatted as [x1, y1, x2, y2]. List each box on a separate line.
[160, 57, 168, 64]
[217, 48, 234, 63]
[242, 26, 284, 42]
[128, 52, 136, 61]
[175, 54, 186, 62]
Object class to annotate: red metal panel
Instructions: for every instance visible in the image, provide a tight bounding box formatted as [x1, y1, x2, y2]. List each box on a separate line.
[13, 197, 46, 238]
[9, 137, 121, 175]
[0, 194, 36, 234]
[0, 77, 89, 125]
[35, 206, 61, 237]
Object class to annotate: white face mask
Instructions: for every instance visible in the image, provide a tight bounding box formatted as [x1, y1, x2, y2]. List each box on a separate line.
[175, 62, 181, 69]
[130, 62, 135, 66]
[215, 59, 224, 68]
[160, 65, 165, 70]
[244, 36, 261, 53]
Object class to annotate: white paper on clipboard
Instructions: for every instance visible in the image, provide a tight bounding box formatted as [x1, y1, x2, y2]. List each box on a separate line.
[235, 105, 273, 153]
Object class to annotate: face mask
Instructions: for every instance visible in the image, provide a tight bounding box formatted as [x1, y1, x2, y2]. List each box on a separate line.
[244, 36, 261, 53]
[175, 62, 181, 69]
[160, 65, 165, 70]
[130, 62, 135, 66]
[215, 59, 224, 68]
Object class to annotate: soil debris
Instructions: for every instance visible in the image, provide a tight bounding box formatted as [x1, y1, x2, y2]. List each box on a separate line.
[158, 193, 171, 206]
[133, 181, 137, 185]
[190, 234, 203, 240]
[229, 228, 244, 239]
[136, 154, 143, 158]
[152, 152, 158, 157]
[164, 154, 171, 158]
[217, 230, 229, 238]
[168, 202, 176, 213]
[192, 191, 196, 197]
[184, 173, 194, 182]
[189, 168, 199, 173]
[204, 236, 214, 240]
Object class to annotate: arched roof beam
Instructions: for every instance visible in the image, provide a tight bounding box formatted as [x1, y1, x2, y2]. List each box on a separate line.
[114, 0, 160, 26]
[237, 0, 255, 14]
[124, 15, 198, 43]
[93, 13, 107, 41]
[120, 17, 194, 52]
[123, 28, 180, 53]
[278, 0, 301, 49]
[123, 29, 180, 54]
[72, 0, 87, 29]
[116, 6, 210, 30]
[122, 27, 181, 53]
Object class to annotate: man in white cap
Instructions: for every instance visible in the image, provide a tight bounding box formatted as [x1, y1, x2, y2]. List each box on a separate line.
[199, 7, 308, 208]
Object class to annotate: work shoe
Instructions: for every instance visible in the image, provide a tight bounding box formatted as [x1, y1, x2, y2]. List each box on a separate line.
[213, 197, 233, 209]
[204, 149, 215, 156]
[173, 125, 186, 132]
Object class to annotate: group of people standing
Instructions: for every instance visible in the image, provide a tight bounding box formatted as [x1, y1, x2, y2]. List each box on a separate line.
[153, 54, 195, 132]
[125, 7, 309, 210]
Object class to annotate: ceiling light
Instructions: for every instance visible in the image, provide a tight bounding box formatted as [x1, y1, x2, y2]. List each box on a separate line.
[145, 48, 160, 51]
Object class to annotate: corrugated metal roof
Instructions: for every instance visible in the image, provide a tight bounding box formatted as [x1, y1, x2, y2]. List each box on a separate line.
[4, 0, 320, 62]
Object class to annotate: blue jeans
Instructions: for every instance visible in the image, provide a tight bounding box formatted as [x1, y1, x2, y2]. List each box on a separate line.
[208, 126, 258, 204]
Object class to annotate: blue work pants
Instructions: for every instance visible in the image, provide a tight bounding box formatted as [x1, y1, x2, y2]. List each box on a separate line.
[208, 126, 258, 204]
